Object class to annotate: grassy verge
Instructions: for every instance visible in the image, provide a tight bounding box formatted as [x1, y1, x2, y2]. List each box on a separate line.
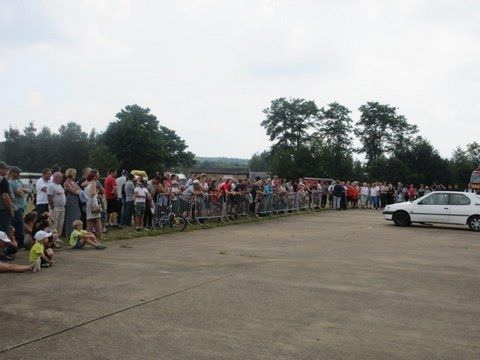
[103, 208, 326, 243]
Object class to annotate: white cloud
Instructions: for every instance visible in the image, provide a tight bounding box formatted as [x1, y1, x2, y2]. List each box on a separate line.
[1, 0, 480, 158]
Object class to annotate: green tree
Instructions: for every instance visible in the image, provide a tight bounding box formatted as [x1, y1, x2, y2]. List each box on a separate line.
[248, 151, 270, 172]
[355, 102, 418, 163]
[88, 143, 121, 176]
[465, 142, 480, 164]
[269, 145, 316, 179]
[367, 156, 410, 184]
[393, 137, 451, 185]
[261, 98, 318, 150]
[317, 102, 353, 153]
[157, 126, 195, 171]
[57, 122, 90, 171]
[316, 102, 354, 178]
[102, 105, 195, 174]
[450, 144, 478, 186]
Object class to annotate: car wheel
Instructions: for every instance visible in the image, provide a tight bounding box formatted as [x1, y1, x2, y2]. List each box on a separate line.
[468, 216, 480, 232]
[393, 211, 411, 227]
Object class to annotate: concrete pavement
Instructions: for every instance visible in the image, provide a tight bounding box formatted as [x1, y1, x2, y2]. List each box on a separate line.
[1, 210, 480, 359]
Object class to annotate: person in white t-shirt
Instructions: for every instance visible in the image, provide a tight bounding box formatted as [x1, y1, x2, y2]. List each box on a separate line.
[359, 183, 369, 208]
[370, 182, 380, 209]
[47, 172, 66, 237]
[35, 168, 52, 216]
[115, 170, 127, 220]
[134, 181, 150, 231]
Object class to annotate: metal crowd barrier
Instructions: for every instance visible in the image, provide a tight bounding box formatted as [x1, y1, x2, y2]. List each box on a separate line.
[153, 190, 324, 224]
[192, 193, 226, 223]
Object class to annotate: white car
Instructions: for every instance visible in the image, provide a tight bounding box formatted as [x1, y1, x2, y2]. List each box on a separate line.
[383, 191, 480, 231]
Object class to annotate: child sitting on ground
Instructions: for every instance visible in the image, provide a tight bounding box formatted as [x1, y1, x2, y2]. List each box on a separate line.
[69, 220, 106, 250]
[30, 230, 54, 272]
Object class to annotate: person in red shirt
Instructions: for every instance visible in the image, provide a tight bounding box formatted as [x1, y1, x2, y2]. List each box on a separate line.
[219, 178, 232, 201]
[104, 169, 119, 227]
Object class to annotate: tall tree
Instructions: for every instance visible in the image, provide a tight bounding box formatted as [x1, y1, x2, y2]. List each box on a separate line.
[367, 156, 410, 184]
[355, 102, 418, 163]
[157, 126, 195, 171]
[249, 151, 271, 172]
[316, 102, 353, 177]
[261, 98, 318, 150]
[57, 122, 90, 171]
[393, 136, 450, 184]
[88, 143, 121, 176]
[466, 142, 480, 164]
[102, 105, 195, 174]
[317, 102, 353, 153]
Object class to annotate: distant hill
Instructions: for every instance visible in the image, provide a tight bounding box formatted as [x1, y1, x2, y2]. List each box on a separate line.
[193, 156, 249, 169]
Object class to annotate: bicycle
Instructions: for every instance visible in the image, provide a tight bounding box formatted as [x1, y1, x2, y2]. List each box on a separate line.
[151, 203, 187, 231]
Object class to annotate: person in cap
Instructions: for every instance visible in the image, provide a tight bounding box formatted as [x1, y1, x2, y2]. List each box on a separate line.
[8, 166, 27, 249]
[30, 230, 54, 272]
[0, 161, 15, 248]
[0, 229, 18, 261]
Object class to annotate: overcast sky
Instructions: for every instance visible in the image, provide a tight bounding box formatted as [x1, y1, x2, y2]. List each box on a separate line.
[1, 0, 479, 159]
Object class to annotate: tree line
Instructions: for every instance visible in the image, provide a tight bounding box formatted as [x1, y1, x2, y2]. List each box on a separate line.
[2, 100, 478, 185]
[249, 98, 479, 186]
[1, 105, 195, 176]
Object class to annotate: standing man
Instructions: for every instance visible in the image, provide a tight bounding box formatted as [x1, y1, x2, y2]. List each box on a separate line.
[104, 169, 119, 228]
[8, 166, 27, 249]
[36, 168, 51, 216]
[115, 170, 127, 223]
[332, 181, 344, 210]
[48, 172, 66, 238]
[0, 161, 15, 260]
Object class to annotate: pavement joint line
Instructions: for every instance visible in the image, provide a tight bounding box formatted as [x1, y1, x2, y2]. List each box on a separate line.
[0, 273, 235, 355]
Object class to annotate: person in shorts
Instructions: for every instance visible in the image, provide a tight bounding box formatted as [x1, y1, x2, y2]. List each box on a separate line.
[69, 220, 106, 250]
[134, 180, 150, 231]
[104, 169, 119, 227]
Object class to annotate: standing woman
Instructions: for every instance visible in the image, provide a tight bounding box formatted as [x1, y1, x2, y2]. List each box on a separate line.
[134, 179, 150, 231]
[85, 170, 103, 239]
[64, 168, 82, 240]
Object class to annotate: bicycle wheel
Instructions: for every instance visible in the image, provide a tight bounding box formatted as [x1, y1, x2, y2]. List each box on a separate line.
[151, 217, 165, 231]
[170, 216, 187, 231]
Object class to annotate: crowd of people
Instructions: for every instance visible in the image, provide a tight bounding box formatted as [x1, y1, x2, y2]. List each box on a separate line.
[323, 181, 478, 211]
[1, 158, 478, 273]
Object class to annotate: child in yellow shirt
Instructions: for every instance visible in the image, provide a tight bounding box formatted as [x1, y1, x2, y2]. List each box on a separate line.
[69, 220, 106, 250]
[30, 230, 54, 272]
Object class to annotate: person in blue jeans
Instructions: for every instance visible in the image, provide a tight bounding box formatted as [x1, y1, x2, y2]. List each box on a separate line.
[263, 178, 273, 212]
[8, 166, 27, 249]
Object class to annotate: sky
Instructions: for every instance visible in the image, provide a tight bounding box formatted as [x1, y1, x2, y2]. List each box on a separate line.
[1, 0, 479, 159]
